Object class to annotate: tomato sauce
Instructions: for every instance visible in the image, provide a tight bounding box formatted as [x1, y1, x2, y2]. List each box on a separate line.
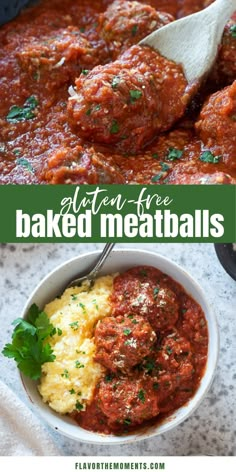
[72, 266, 208, 435]
[0, 0, 235, 184]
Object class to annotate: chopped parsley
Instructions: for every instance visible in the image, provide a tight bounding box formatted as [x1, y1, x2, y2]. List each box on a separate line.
[69, 389, 76, 395]
[85, 108, 92, 116]
[166, 147, 183, 161]
[6, 96, 38, 123]
[79, 302, 86, 313]
[151, 173, 162, 183]
[152, 153, 159, 159]
[129, 90, 142, 104]
[111, 76, 121, 89]
[69, 321, 79, 330]
[81, 69, 89, 75]
[75, 401, 83, 411]
[153, 382, 159, 390]
[57, 328, 62, 336]
[94, 104, 101, 111]
[61, 369, 69, 379]
[16, 158, 34, 174]
[166, 346, 173, 355]
[110, 120, 119, 134]
[124, 419, 132, 425]
[105, 373, 114, 382]
[139, 269, 147, 276]
[71, 294, 78, 301]
[2, 304, 56, 380]
[123, 328, 132, 336]
[230, 24, 236, 38]
[138, 389, 145, 403]
[131, 24, 138, 36]
[75, 361, 85, 369]
[13, 149, 21, 155]
[160, 162, 170, 172]
[92, 299, 99, 310]
[144, 359, 155, 373]
[153, 287, 160, 299]
[199, 151, 221, 164]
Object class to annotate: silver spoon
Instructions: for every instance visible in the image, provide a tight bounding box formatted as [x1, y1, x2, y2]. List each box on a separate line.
[140, 0, 236, 84]
[67, 242, 115, 288]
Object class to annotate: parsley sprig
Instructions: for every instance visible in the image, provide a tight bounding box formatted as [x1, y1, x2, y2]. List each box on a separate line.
[2, 304, 56, 380]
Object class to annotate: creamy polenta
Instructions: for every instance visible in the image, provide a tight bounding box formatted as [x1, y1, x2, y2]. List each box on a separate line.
[38, 275, 114, 414]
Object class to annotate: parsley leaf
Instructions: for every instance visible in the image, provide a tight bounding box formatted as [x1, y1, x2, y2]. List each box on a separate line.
[111, 76, 121, 89]
[2, 304, 56, 380]
[151, 173, 162, 183]
[199, 151, 221, 163]
[6, 96, 38, 123]
[129, 90, 142, 103]
[131, 24, 138, 36]
[123, 328, 132, 336]
[230, 24, 236, 38]
[16, 158, 34, 174]
[75, 401, 84, 411]
[166, 147, 183, 161]
[138, 389, 145, 403]
[110, 120, 119, 134]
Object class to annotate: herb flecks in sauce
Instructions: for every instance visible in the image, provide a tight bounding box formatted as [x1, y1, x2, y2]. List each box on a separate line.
[6, 96, 38, 123]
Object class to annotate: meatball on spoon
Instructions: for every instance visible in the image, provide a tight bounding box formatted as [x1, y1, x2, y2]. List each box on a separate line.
[68, 0, 236, 153]
[140, 0, 236, 84]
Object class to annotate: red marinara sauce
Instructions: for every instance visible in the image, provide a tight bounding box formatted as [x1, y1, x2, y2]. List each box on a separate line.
[72, 266, 208, 435]
[0, 0, 235, 184]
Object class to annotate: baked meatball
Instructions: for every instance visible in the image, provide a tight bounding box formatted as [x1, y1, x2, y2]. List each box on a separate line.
[215, 19, 236, 85]
[99, 0, 173, 59]
[68, 45, 188, 154]
[195, 81, 236, 169]
[98, 374, 159, 426]
[17, 26, 108, 86]
[94, 314, 156, 373]
[111, 266, 179, 332]
[156, 331, 194, 380]
[43, 145, 125, 184]
[169, 170, 236, 184]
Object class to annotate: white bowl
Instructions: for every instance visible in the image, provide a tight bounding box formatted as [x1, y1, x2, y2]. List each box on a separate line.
[20, 248, 219, 445]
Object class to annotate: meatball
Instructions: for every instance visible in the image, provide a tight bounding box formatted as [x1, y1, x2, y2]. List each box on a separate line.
[94, 314, 156, 373]
[155, 331, 194, 380]
[169, 169, 236, 184]
[111, 266, 179, 332]
[43, 145, 125, 184]
[17, 26, 108, 86]
[215, 19, 236, 85]
[68, 45, 189, 154]
[98, 374, 159, 426]
[195, 81, 236, 169]
[181, 298, 208, 352]
[99, 0, 173, 59]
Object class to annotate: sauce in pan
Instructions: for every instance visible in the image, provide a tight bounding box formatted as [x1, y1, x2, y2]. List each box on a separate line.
[0, 0, 235, 184]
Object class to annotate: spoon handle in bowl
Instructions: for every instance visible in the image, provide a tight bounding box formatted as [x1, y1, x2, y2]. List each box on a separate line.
[89, 242, 115, 280]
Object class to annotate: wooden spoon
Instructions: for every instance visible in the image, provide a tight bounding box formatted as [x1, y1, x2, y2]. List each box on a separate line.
[140, 0, 236, 84]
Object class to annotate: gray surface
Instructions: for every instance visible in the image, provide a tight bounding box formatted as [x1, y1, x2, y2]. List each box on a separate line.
[0, 243, 235, 456]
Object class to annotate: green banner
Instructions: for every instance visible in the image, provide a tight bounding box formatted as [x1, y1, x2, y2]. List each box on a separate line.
[0, 185, 235, 242]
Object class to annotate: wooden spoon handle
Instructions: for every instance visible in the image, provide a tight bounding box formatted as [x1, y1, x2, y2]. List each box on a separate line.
[206, 0, 236, 43]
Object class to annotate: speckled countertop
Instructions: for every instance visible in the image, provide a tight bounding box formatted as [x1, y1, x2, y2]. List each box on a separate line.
[0, 243, 235, 456]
